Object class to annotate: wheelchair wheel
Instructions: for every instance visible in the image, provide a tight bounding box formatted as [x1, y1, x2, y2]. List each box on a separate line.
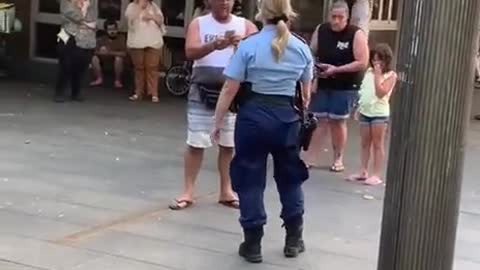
[165, 65, 191, 96]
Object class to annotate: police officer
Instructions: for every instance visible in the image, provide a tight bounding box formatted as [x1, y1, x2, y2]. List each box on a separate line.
[211, 0, 314, 263]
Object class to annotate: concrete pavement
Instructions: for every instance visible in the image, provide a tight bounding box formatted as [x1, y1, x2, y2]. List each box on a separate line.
[0, 81, 479, 270]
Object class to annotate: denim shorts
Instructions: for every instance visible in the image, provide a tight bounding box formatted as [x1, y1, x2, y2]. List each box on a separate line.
[309, 90, 359, 120]
[359, 114, 389, 125]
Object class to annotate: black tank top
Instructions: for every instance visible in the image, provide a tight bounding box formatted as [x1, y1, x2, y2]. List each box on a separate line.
[316, 23, 365, 91]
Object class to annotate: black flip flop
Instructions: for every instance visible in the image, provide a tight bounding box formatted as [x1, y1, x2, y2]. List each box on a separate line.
[218, 200, 240, 209]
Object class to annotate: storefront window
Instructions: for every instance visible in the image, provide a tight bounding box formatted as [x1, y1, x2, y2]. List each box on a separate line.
[39, 0, 60, 14]
[35, 23, 60, 59]
[98, 0, 122, 21]
[162, 1, 185, 27]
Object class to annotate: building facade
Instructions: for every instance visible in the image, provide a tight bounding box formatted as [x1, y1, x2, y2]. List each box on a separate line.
[6, 0, 399, 82]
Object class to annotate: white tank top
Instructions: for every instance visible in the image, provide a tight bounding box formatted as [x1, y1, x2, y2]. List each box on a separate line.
[193, 14, 246, 68]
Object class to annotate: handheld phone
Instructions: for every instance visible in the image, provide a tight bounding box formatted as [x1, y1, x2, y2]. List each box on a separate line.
[225, 30, 236, 38]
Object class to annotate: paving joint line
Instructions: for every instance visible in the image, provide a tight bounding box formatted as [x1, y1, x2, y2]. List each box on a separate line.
[0, 258, 51, 270]
[53, 191, 217, 246]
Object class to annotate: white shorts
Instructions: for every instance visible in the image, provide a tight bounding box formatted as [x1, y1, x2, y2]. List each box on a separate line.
[186, 101, 236, 149]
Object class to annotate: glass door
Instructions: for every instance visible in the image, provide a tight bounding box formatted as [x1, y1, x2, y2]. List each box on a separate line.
[30, 0, 62, 60]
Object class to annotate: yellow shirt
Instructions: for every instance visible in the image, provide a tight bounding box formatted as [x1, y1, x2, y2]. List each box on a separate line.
[358, 69, 396, 117]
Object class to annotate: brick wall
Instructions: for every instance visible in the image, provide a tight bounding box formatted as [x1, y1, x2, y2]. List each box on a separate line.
[7, 0, 31, 60]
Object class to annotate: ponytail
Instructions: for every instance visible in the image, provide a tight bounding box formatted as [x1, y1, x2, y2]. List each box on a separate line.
[272, 20, 291, 62]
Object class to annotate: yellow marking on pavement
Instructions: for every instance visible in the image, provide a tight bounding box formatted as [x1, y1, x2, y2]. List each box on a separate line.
[53, 192, 216, 246]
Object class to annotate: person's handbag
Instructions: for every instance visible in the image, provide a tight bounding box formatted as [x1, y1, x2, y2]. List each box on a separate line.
[296, 82, 318, 151]
[198, 82, 253, 112]
[197, 83, 224, 110]
[57, 28, 70, 44]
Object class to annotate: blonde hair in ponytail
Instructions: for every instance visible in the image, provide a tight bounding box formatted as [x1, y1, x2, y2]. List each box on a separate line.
[256, 0, 297, 62]
[272, 20, 290, 62]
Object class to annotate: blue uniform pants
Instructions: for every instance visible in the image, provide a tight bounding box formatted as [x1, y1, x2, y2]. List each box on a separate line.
[230, 102, 309, 229]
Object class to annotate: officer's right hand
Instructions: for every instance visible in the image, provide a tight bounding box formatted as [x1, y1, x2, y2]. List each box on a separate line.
[213, 38, 231, 51]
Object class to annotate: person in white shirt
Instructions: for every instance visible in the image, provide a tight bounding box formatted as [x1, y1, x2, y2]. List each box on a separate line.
[169, 0, 257, 211]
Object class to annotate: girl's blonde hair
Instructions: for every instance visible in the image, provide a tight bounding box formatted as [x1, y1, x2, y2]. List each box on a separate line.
[256, 0, 297, 62]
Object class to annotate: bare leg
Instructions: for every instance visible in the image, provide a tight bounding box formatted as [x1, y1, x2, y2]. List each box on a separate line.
[218, 145, 237, 203]
[114, 56, 124, 88]
[371, 124, 388, 178]
[90, 55, 103, 86]
[330, 119, 348, 170]
[302, 119, 329, 167]
[347, 124, 371, 181]
[173, 146, 204, 208]
[360, 125, 372, 176]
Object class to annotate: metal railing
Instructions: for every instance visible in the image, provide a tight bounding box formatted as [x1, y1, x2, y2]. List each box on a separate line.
[370, 0, 398, 31]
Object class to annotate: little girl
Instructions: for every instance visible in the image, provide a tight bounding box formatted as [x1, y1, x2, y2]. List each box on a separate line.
[348, 43, 397, 186]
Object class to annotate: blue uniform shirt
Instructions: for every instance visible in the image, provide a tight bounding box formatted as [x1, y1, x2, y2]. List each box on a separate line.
[224, 25, 314, 97]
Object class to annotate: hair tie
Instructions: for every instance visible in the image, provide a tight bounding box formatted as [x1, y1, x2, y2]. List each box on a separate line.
[270, 14, 289, 24]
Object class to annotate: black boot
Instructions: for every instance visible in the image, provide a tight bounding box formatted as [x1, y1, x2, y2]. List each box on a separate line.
[284, 217, 305, 258]
[239, 227, 263, 263]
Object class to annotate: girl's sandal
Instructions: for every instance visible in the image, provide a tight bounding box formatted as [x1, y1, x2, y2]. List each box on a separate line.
[347, 174, 368, 182]
[363, 176, 383, 186]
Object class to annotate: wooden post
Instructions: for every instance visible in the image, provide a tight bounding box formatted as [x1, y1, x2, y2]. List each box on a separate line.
[377, 0, 480, 269]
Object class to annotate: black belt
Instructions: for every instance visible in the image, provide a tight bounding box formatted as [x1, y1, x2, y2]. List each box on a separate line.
[247, 92, 295, 107]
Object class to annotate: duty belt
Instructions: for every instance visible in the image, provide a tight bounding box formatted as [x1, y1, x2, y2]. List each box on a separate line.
[248, 92, 295, 107]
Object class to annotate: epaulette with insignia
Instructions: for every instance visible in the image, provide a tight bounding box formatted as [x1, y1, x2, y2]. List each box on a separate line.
[292, 32, 307, 44]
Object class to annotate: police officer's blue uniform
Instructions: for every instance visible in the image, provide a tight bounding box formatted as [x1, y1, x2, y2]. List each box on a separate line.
[223, 24, 314, 262]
